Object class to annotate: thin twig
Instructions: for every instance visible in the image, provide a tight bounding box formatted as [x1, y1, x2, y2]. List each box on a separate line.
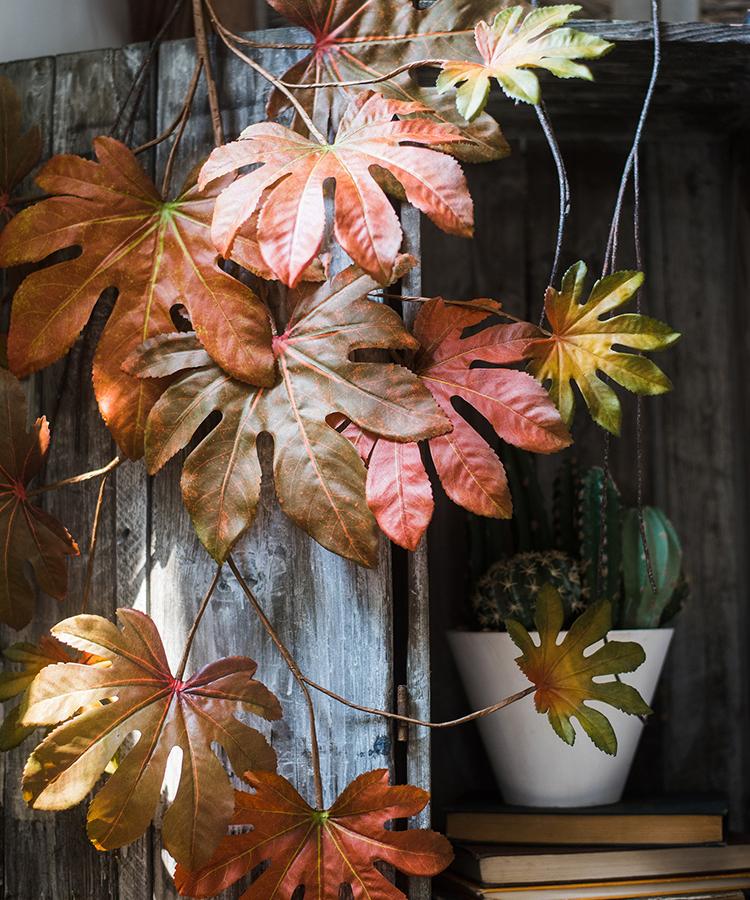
[175, 564, 223, 681]
[161, 58, 203, 197]
[228, 555, 325, 809]
[133, 106, 184, 155]
[28, 456, 123, 498]
[204, 0, 327, 144]
[382, 292, 551, 333]
[302, 675, 535, 729]
[192, 0, 225, 147]
[535, 101, 570, 300]
[80, 469, 113, 614]
[278, 58, 444, 90]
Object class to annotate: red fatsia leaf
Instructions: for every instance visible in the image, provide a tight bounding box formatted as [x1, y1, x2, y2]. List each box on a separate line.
[126, 261, 450, 566]
[174, 769, 453, 899]
[0, 136, 276, 459]
[263, 0, 509, 162]
[349, 299, 572, 550]
[0, 76, 41, 223]
[21, 608, 281, 870]
[0, 367, 79, 630]
[199, 92, 473, 288]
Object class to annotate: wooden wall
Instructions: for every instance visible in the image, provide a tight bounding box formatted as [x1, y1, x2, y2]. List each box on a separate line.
[0, 28, 430, 900]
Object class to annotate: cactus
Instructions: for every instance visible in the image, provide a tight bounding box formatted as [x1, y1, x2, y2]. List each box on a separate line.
[578, 467, 623, 612]
[621, 506, 684, 628]
[472, 550, 585, 631]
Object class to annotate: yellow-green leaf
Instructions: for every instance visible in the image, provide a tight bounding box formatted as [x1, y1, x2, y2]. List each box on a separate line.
[524, 261, 680, 434]
[437, 5, 613, 121]
[506, 584, 652, 755]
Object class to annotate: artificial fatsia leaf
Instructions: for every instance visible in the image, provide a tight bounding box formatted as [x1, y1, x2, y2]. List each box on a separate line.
[507, 584, 652, 755]
[524, 261, 680, 434]
[0, 367, 79, 630]
[437, 5, 613, 121]
[126, 261, 450, 566]
[0, 136, 277, 459]
[350, 299, 570, 551]
[199, 92, 474, 288]
[0, 76, 42, 222]
[21, 608, 280, 870]
[0, 634, 106, 750]
[263, 0, 510, 161]
[174, 768, 453, 899]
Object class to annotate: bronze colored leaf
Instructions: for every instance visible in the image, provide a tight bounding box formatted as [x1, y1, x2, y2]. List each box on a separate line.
[175, 768, 453, 899]
[21, 608, 280, 870]
[0, 367, 79, 630]
[126, 261, 450, 566]
[0, 136, 276, 458]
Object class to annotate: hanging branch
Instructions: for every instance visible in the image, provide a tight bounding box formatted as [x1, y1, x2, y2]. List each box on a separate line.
[175, 564, 223, 680]
[535, 101, 570, 296]
[192, 0, 224, 147]
[228, 555, 325, 809]
[161, 57, 204, 196]
[204, 0, 328, 144]
[27, 456, 123, 499]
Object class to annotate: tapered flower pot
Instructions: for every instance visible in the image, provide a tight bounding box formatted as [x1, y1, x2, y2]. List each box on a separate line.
[448, 629, 673, 807]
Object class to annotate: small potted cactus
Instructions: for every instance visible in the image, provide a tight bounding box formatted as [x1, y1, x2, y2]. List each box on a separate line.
[449, 452, 687, 807]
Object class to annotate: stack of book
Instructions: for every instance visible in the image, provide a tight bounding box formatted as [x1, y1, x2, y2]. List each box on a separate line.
[434, 797, 750, 899]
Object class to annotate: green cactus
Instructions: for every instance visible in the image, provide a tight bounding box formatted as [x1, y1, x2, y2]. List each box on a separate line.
[621, 506, 684, 628]
[472, 550, 585, 631]
[578, 467, 623, 613]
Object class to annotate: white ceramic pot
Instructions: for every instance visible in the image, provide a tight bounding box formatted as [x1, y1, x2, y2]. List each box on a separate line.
[448, 628, 673, 807]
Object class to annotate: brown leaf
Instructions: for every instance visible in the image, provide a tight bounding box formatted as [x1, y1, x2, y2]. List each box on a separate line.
[126, 261, 450, 566]
[0, 137, 276, 458]
[200, 92, 473, 288]
[21, 608, 280, 870]
[174, 768, 453, 899]
[0, 76, 41, 223]
[0, 367, 79, 630]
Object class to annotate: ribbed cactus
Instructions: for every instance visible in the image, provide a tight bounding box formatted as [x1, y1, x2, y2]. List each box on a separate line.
[578, 467, 623, 612]
[472, 550, 585, 631]
[621, 507, 684, 628]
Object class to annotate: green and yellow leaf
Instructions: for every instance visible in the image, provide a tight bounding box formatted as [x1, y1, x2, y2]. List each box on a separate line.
[524, 261, 680, 434]
[437, 5, 613, 121]
[506, 584, 652, 755]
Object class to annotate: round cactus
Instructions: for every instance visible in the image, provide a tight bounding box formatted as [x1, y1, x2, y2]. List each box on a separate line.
[472, 550, 586, 631]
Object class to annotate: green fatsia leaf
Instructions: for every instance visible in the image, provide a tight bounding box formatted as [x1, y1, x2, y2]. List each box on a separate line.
[523, 261, 680, 435]
[126, 261, 450, 567]
[507, 585, 652, 755]
[437, 5, 613, 121]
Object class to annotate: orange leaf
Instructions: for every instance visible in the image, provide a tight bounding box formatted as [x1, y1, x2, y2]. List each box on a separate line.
[175, 769, 453, 899]
[200, 92, 474, 288]
[21, 608, 281, 870]
[0, 367, 79, 630]
[126, 262, 450, 566]
[0, 137, 277, 458]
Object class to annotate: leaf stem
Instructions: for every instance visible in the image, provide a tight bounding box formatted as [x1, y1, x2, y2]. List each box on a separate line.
[302, 676, 535, 729]
[80, 468, 113, 614]
[192, 0, 224, 147]
[278, 58, 444, 90]
[175, 564, 223, 681]
[28, 456, 123, 498]
[161, 57, 203, 197]
[228, 555, 325, 809]
[204, 0, 328, 145]
[385, 292, 551, 335]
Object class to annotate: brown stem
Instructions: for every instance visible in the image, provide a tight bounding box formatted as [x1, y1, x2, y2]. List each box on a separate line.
[382, 292, 552, 335]
[192, 0, 225, 147]
[303, 676, 535, 729]
[134, 107, 184, 155]
[279, 58, 444, 90]
[175, 564, 223, 681]
[161, 58, 203, 197]
[80, 470, 112, 614]
[28, 456, 123, 498]
[228, 555, 325, 809]
[204, 0, 327, 145]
